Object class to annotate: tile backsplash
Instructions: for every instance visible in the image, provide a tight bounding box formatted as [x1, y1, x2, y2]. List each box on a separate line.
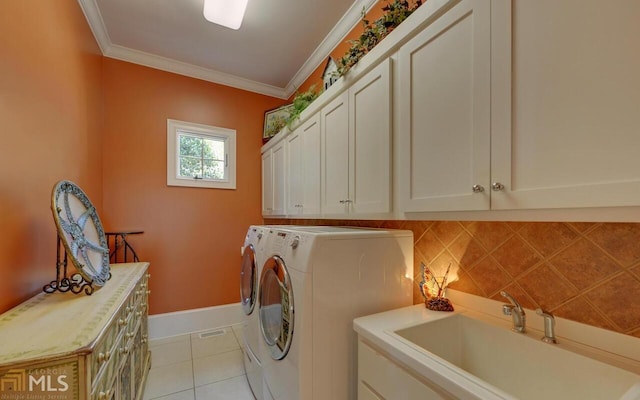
[264, 219, 640, 338]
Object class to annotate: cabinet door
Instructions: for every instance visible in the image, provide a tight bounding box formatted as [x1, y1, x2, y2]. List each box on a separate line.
[350, 59, 392, 214]
[261, 150, 273, 215]
[398, 0, 491, 212]
[301, 114, 321, 215]
[286, 129, 303, 215]
[491, 0, 640, 209]
[321, 91, 350, 215]
[271, 140, 287, 216]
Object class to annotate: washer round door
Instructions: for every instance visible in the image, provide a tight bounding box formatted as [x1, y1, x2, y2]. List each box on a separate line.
[240, 244, 257, 315]
[259, 255, 294, 360]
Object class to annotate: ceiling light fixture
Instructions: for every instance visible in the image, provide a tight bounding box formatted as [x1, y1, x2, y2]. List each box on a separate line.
[203, 0, 248, 30]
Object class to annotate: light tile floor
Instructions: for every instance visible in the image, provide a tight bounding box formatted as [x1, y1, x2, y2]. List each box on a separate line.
[144, 325, 255, 400]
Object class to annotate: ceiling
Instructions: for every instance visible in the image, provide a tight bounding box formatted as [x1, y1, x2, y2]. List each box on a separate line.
[78, 0, 377, 99]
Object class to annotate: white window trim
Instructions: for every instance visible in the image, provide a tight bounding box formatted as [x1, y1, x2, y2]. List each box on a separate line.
[167, 119, 236, 189]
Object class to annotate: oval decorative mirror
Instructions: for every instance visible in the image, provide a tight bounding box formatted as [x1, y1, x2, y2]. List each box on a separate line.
[51, 180, 110, 287]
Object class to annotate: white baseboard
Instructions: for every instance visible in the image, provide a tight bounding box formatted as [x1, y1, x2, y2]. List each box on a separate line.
[148, 302, 242, 340]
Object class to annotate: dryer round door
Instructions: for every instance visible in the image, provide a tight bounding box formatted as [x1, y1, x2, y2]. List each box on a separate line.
[240, 244, 257, 315]
[259, 255, 294, 360]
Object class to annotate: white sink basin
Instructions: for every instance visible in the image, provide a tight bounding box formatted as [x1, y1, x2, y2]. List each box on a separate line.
[392, 313, 640, 400]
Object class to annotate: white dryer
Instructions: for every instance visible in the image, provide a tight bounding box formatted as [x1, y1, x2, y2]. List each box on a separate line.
[240, 225, 269, 400]
[258, 226, 413, 400]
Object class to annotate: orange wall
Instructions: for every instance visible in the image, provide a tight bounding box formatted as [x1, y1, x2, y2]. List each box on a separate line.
[101, 59, 283, 315]
[0, 1, 104, 313]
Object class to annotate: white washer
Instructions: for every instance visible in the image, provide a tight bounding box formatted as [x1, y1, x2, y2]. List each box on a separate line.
[258, 226, 414, 400]
[240, 225, 270, 400]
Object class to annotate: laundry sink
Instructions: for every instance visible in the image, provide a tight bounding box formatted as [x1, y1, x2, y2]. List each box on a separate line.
[392, 313, 640, 400]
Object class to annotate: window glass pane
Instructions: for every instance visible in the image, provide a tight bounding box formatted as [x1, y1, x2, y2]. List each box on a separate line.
[179, 156, 202, 178]
[204, 138, 225, 160]
[203, 160, 225, 180]
[179, 134, 202, 157]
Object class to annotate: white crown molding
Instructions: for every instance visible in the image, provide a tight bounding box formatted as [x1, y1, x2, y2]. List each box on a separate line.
[283, 0, 380, 97]
[77, 0, 111, 54]
[76, 0, 376, 100]
[105, 44, 289, 99]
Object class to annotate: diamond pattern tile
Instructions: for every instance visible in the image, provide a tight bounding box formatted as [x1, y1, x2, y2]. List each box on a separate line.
[551, 296, 615, 331]
[403, 220, 432, 243]
[588, 273, 640, 332]
[588, 223, 640, 267]
[519, 222, 578, 257]
[465, 222, 514, 252]
[430, 221, 463, 246]
[491, 236, 542, 278]
[447, 270, 483, 297]
[467, 256, 511, 297]
[415, 229, 444, 264]
[448, 231, 487, 269]
[517, 263, 578, 310]
[550, 238, 621, 291]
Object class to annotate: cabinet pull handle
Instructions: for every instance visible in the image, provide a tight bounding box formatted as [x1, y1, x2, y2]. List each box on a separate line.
[472, 184, 485, 193]
[492, 182, 505, 191]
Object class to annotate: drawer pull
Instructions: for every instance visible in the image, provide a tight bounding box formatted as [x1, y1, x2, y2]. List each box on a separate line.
[97, 351, 111, 363]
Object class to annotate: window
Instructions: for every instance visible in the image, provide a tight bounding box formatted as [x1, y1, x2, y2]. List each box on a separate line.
[167, 119, 236, 189]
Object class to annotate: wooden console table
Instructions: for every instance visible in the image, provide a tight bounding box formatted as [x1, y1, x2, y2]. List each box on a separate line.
[0, 262, 151, 400]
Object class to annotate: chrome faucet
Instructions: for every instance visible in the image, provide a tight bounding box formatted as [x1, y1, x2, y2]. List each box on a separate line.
[501, 291, 526, 333]
[536, 309, 558, 344]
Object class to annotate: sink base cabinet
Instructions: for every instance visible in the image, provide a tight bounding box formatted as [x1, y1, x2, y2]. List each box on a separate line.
[0, 263, 151, 400]
[357, 339, 455, 400]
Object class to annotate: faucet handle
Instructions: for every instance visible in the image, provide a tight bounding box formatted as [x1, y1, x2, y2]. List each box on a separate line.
[536, 308, 558, 344]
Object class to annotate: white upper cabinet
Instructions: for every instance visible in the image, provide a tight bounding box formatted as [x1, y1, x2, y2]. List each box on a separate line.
[287, 114, 321, 216]
[262, 138, 286, 216]
[321, 59, 392, 216]
[491, 0, 640, 210]
[350, 58, 392, 215]
[261, 149, 273, 215]
[286, 128, 303, 213]
[321, 91, 350, 215]
[398, 0, 491, 212]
